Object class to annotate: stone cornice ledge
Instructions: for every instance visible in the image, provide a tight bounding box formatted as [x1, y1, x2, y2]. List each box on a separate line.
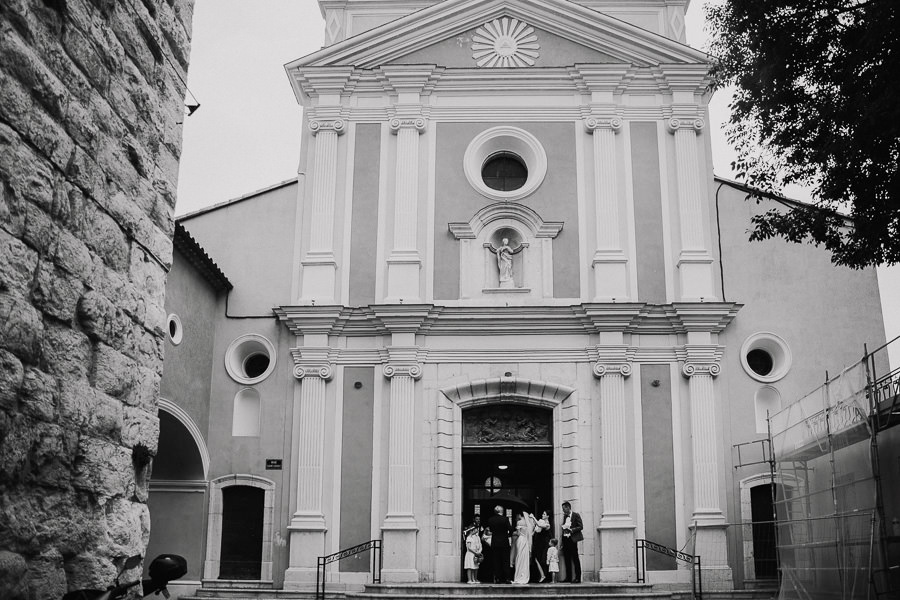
[274, 302, 741, 337]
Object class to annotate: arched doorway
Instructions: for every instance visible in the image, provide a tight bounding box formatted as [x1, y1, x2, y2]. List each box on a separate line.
[462, 403, 553, 582]
[147, 401, 208, 585]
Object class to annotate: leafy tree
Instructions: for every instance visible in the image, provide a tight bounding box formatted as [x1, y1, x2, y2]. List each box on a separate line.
[706, 0, 900, 268]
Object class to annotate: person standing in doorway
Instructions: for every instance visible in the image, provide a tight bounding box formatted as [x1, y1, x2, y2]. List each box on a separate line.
[486, 505, 513, 583]
[560, 501, 583, 583]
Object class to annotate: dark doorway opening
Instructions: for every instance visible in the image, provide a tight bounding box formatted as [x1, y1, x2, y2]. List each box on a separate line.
[220, 486, 264, 579]
[751, 483, 778, 579]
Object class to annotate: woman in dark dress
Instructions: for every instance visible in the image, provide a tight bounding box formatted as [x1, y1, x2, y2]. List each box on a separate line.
[532, 510, 552, 582]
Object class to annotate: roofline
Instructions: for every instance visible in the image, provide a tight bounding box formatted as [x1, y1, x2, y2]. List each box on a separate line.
[714, 175, 850, 219]
[288, 0, 711, 71]
[176, 178, 297, 221]
[172, 223, 233, 292]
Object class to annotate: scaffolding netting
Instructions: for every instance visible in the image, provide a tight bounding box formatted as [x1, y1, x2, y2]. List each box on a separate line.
[770, 360, 884, 600]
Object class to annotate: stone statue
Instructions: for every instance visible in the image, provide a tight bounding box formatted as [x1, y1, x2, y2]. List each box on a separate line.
[488, 237, 525, 288]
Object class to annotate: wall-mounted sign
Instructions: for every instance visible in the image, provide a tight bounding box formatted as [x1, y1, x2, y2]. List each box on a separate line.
[265, 459, 283, 470]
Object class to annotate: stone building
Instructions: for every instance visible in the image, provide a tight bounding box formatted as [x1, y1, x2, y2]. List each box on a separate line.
[0, 0, 194, 598]
[150, 0, 888, 594]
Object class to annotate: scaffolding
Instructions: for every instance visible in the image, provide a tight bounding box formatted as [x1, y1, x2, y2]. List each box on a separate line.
[768, 337, 900, 600]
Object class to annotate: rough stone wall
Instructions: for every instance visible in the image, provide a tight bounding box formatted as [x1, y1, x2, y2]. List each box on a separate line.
[0, 1, 193, 597]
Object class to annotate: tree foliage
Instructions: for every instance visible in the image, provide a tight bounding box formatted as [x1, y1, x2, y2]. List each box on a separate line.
[706, 0, 900, 268]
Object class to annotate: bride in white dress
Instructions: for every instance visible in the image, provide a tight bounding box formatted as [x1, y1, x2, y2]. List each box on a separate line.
[511, 512, 537, 584]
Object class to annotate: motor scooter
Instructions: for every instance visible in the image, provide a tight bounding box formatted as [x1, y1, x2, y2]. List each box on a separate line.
[62, 554, 187, 600]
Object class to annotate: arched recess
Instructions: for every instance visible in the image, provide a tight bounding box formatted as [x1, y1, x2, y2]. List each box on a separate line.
[158, 398, 210, 479]
[449, 203, 563, 300]
[432, 377, 576, 580]
[204, 474, 276, 583]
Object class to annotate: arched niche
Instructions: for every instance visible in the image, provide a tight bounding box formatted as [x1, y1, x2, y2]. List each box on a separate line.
[449, 203, 563, 301]
[157, 398, 209, 480]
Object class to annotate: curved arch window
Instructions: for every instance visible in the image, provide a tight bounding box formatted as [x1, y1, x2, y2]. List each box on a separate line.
[482, 153, 527, 191]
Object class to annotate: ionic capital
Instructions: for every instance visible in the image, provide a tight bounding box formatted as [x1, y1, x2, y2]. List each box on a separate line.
[593, 362, 632, 378]
[383, 363, 423, 380]
[682, 361, 720, 378]
[584, 116, 623, 134]
[293, 363, 334, 381]
[389, 117, 427, 135]
[309, 118, 346, 136]
[666, 117, 705, 135]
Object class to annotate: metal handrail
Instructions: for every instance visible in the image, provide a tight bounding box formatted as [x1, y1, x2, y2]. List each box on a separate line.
[635, 538, 702, 600]
[316, 539, 382, 600]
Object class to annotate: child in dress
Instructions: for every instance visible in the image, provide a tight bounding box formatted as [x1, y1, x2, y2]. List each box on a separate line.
[464, 527, 483, 583]
[546, 538, 560, 583]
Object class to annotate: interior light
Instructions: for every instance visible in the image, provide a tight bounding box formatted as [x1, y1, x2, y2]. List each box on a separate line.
[498, 465, 508, 470]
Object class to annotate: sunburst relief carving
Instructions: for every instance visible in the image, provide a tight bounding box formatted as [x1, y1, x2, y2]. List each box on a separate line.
[472, 17, 540, 68]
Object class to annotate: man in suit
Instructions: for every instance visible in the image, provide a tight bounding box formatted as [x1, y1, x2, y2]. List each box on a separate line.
[560, 501, 583, 583]
[486, 505, 513, 583]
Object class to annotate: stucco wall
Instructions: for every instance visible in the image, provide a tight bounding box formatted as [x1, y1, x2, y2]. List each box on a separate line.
[180, 181, 298, 314]
[433, 122, 581, 300]
[0, 1, 193, 596]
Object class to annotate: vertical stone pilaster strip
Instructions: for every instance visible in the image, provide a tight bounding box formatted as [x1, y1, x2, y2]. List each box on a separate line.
[670, 119, 705, 251]
[307, 120, 344, 253]
[685, 364, 721, 515]
[594, 364, 631, 518]
[294, 366, 332, 518]
[391, 119, 425, 251]
[384, 364, 421, 519]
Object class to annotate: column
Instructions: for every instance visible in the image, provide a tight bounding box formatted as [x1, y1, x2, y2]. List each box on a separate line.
[386, 116, 426, 302]
[381, 349, 422, 582]
[667, 116, 716, 301]
[300, 117, 345, 303]
[284, 349, 333, 587]
[593, 344, 635, 581]
[682, 346, 731, 588]
[585, 115, 629, 301]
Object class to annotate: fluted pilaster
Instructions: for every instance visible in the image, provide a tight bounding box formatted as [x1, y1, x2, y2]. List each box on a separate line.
[383, 361, 422, 522]
[682, 354, 725, 524]
[390, 117, 426, 252]
[291, 359, 334, 525]
[593, 359, 632, 520]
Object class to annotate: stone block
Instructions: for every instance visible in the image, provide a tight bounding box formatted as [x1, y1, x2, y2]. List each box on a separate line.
[29, 421, 76, 489]
[20, 202, 56, 256]
[92, 343, 135, 398]
[124, 365, 159, 410]
[77, 290, 131, 347]
[60, 380, 123, 440]
[49, 226, 94, 282]
[0, 413, 31, 481]
[0, 549, 28, 600]
[123, 323, 163, 365]
[0, 349, 24, 410]
[108, 2, 163, 78]
[0, 131, 56, 216]
[0, 25, 70, 121]
[62, 552, 116, 594]
[121, 405, 158, 451]
[25, 550, 67, 600]
[73, 437, 134, 501]
[20, 367, 57, 422]
[41, 322, 92, 380]
[0, 229, 37, 296]
[83, 204, 130, 271]
[0, 292, 43, 364]
[62, 24, 111, 91]
[103, 497, 145, 557]
[32, 262, 84, 323]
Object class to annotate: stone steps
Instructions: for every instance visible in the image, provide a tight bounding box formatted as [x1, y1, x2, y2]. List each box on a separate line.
[185, 582, 778, 600]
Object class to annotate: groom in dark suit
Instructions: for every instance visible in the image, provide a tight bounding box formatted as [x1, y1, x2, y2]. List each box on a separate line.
[486, 505, 513, 583]
[560, 501, 583, 583]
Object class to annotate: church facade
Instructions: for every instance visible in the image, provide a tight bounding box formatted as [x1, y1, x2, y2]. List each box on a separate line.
[149, 0, 887, 594]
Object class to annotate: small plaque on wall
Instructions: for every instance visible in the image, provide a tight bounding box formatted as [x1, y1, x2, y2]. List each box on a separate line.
[265, 459, 283, 470]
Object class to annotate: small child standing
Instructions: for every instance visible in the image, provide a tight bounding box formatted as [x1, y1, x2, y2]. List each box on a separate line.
[464, 527, 483, 584]
[546, 538, 560, 583]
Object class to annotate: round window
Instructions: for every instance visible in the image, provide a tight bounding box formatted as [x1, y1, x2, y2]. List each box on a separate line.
[167, 314, 183, 345]
[740, 333, 791, 383]
[482, 152, 527, 191]
[463, 126, 547, 201]
[225, 334, 276, 385]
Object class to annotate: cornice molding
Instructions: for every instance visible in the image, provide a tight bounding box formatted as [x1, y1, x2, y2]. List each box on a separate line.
[275, 302, 741, 337]
[440, 376, 575, 408]
[448, 202, 563, 240]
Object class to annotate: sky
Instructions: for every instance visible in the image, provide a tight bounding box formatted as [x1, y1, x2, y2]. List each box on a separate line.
[174, 0, 898, 365]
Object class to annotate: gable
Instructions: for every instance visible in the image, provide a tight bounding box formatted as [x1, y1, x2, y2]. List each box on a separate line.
[289, 0, 710, 70]
[388, 24, 619, 68]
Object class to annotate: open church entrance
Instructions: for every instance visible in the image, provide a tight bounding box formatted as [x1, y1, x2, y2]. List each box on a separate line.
[461, 403, 553, 582]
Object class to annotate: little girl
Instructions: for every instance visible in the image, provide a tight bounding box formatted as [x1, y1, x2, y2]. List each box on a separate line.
[546, 538, 560, 583]
[464, 527, 483, 584]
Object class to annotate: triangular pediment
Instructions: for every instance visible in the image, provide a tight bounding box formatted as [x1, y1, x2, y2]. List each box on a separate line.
[287, 0, 710, 70]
